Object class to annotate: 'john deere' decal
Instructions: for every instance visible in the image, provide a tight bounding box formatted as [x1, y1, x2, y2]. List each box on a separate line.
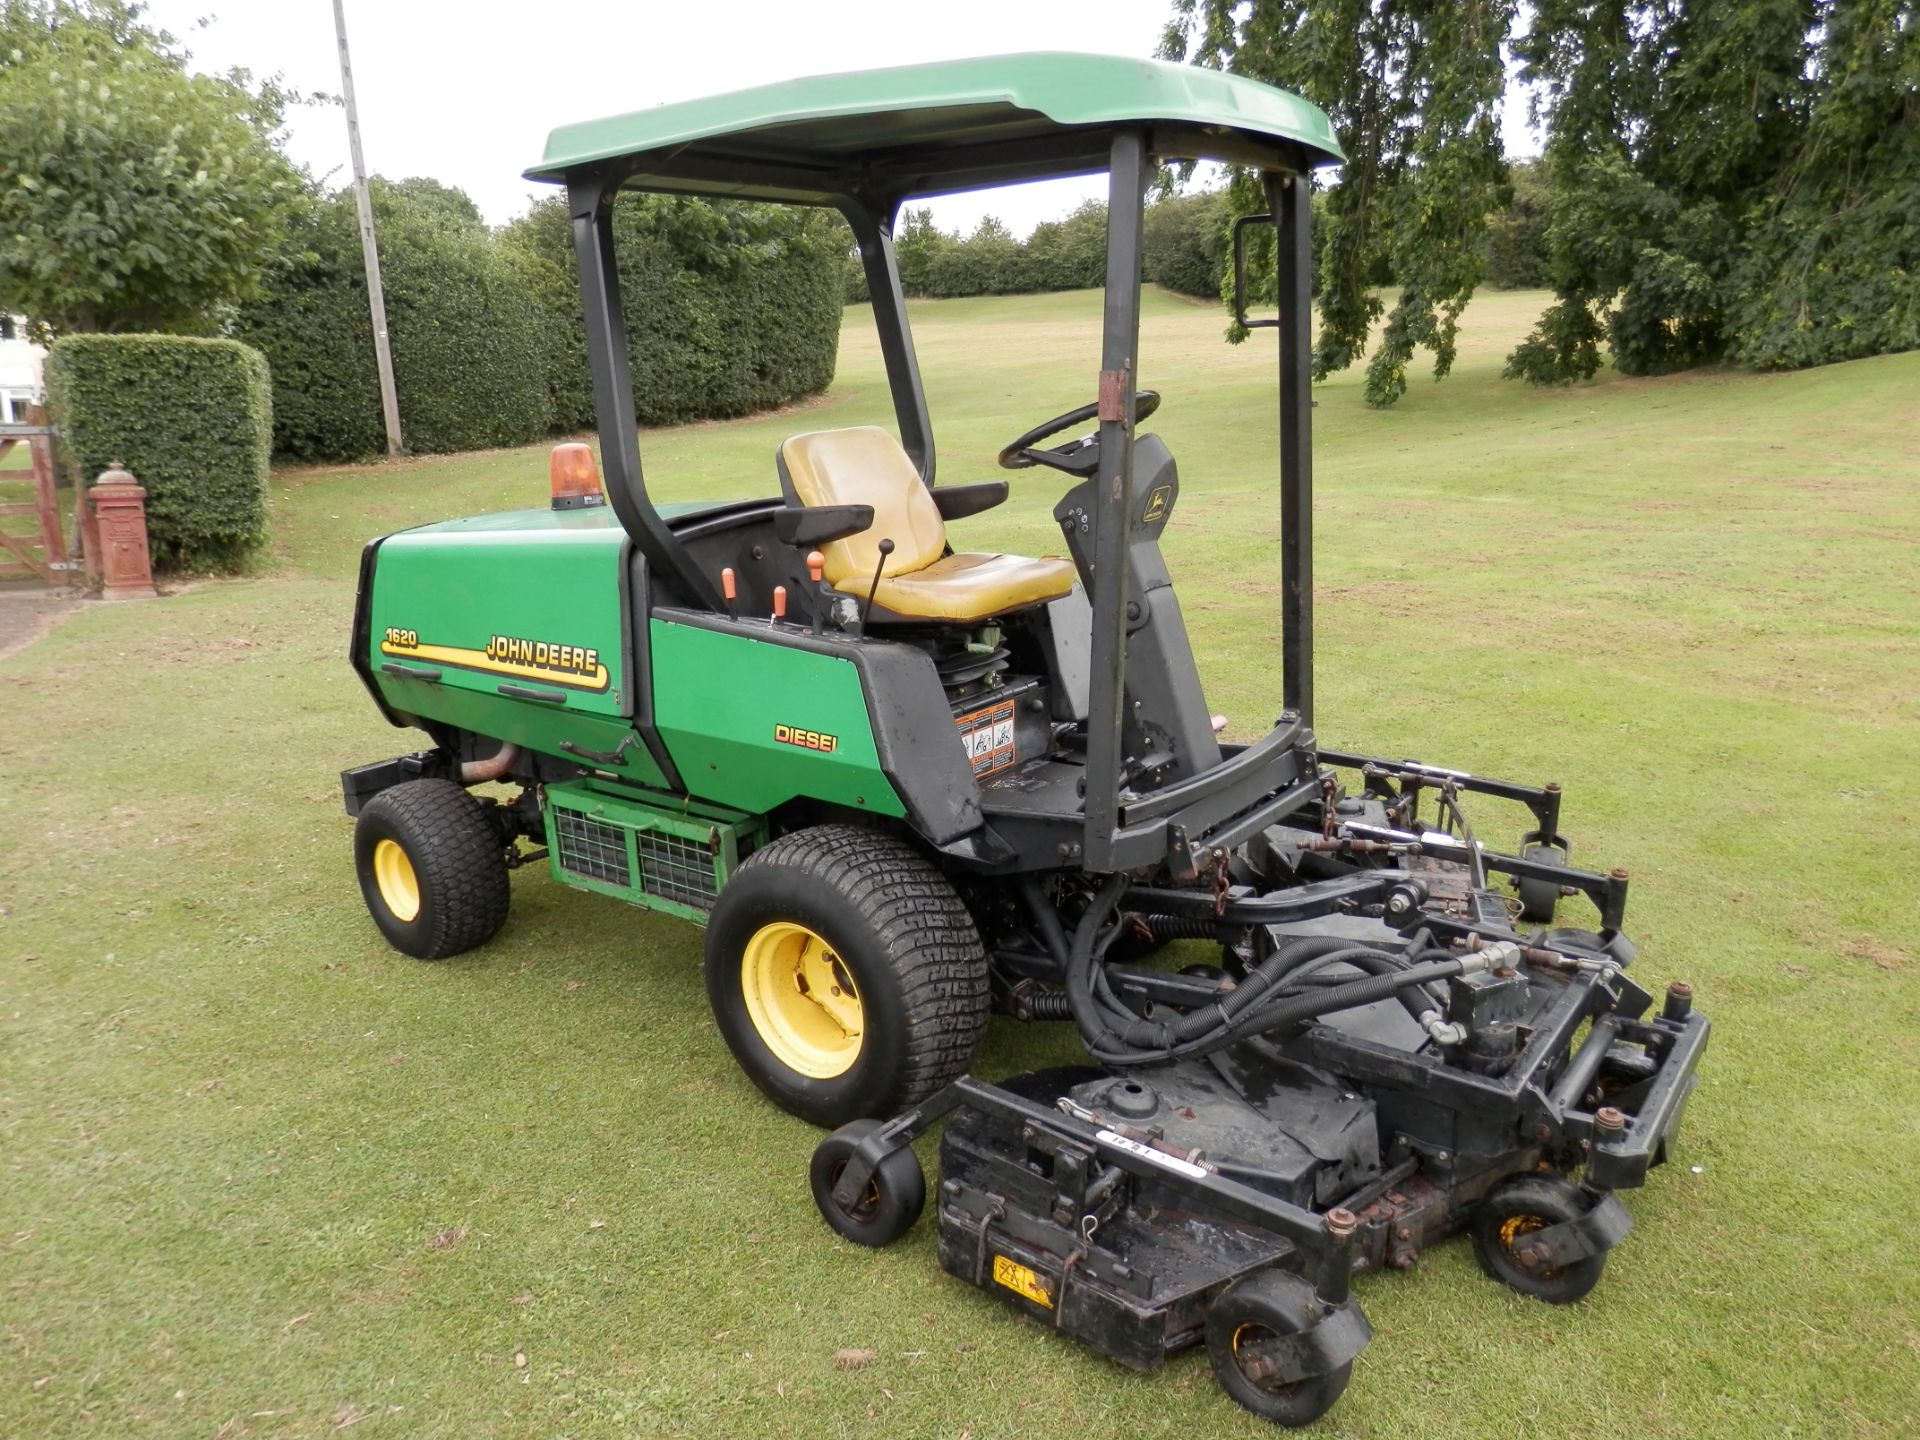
[381, 628, 610, 692]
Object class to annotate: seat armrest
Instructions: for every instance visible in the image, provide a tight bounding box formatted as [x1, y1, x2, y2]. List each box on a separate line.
[774, 504, 875, 547]
[931, 481, 1008, 522]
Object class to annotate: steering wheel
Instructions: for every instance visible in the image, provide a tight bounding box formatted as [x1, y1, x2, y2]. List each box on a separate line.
[997, 390, 1161, 476]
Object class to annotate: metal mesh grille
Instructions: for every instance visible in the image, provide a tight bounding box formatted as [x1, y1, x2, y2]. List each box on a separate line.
[636, 829, 719, 910]
[554, 809, 631, 887]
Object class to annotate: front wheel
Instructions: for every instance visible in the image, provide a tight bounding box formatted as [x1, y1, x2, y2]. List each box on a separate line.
[704, 825, 989, 1128]
[1470, 1175, 1609, 1303]
[809, 1119, 925, 1247]
[353, 779, 509, 959]
[1205, 1270, 1353, 1428]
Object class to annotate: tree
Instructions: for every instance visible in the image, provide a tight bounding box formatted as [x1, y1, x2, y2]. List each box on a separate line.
[892, 208, 955, 296]
[1507, 0, 1917, 383]
[1162, 0, 1513, 406]
[926, 216, 1024, 296]
[1024, 201, 1109, 291]
[1483, 161, 1552, 290]
[1727, 2, 1920, 370]
[1143, 190, 1230, 297]
[0, 1, 304, 337]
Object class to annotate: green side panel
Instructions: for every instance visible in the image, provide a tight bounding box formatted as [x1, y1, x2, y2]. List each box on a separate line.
[377, 680, 657, 783]
[366, 506, 667, 787]
[528, 53, 1344, 180]
[650, 619, 906, 819]
[543, 779, 766, 925]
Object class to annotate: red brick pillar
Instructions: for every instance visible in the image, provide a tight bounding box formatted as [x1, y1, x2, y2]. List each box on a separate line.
[89, 461, 158, 601]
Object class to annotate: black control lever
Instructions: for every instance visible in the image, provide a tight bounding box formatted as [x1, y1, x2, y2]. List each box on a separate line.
[857, 538, 894, 637]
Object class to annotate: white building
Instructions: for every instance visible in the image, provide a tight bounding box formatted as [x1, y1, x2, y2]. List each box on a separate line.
[1, 317, 45, 423]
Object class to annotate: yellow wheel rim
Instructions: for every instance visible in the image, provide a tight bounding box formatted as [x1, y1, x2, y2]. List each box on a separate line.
[372, 838, 421, 922]
[1499, 1212, 1559, 1277]
[740, 921, 863, 1079]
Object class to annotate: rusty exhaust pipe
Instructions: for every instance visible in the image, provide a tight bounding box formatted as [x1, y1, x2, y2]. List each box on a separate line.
[459, 743, 519, 785]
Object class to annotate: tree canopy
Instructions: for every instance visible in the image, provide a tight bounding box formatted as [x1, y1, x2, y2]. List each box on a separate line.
[1510, 0, 1919, 381]
[0, 0, 305, 337]
[1163, 0, 1919, 400]
[1162, 0, 1513, 407]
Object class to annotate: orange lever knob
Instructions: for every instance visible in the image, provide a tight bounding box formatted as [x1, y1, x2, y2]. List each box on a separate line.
[720, 567, 737, 602]
[806, 550, 826, 584]
[771, 585, 787, 620]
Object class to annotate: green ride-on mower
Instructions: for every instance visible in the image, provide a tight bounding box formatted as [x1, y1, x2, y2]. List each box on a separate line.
[341, 54, 1709, 1428]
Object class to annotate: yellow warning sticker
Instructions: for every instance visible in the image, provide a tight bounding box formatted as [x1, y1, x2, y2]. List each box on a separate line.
[991, 1254, 1053, 1309]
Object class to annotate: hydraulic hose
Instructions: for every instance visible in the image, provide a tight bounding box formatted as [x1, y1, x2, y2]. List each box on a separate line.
[1021, 878, 1472, 1068]
[1086, 952, 1484, 1067]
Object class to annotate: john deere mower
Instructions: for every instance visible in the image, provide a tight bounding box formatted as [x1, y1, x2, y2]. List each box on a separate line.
[341, 54, 1709, 1427]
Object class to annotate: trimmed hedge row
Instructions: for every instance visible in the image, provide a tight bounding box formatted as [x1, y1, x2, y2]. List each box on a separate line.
[45, 334, 272, 571]
[848, 193, 1232, 303]
[234, 182, 844, 462]
[503, 194, 845, 430]
[231, 180, 552, 462]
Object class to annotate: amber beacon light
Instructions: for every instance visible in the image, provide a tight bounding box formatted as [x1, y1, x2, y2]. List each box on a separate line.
[549, 442, 606, 510]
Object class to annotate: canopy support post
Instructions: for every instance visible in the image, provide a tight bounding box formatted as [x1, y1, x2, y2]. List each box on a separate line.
[569, 175, 721, 610]
[843, 198, 936, 487]
[1268, 170, 1315, 726]
[1083, 129, 1148, 873]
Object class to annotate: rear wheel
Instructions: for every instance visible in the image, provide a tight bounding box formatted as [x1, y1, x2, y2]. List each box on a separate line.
[354, 779, 510, 959]
[704, 825, 989, 1127]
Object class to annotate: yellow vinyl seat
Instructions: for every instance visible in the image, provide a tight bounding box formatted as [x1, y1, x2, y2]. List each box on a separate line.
[778, 426, 1077, 623]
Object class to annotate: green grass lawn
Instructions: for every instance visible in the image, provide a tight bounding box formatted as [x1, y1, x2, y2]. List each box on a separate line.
[4, 287, 1916, 1439]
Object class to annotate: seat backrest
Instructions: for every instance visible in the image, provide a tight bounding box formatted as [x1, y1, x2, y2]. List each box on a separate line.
[778, 427, 946, 587]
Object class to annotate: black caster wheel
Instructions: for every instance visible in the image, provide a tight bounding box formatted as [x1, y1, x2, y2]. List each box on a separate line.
[809, 1119, 925, 1247]
[1470, 1175, 1608, 1303]
[1205, 1269, 1353, 1427]
[1514, 839, 1569, 923]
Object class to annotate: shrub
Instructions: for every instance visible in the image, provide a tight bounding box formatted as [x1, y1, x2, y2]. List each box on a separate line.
[232, 179, 553, 462]
[1021, 202, 1108, 292]
[1144, 191, 1230, 298]
[1483, 161, 1552, 291]
[503, 193, 844, 429]
[843, 246, 871, 305]
[228, 196, 383, 462]
[45, 333, 271, 571]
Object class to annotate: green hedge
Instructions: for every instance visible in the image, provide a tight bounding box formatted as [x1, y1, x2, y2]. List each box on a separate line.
[504, 194, 845, 429]
[229, 198, 384, 461]
[45, 334, 272, 571]
[232, 179, 553, 462]
[1143, 192, 1230, 298]
[869, 195, 1222, 302]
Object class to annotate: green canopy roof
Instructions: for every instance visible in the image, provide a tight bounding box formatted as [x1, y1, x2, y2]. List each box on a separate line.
[526, 52, 1344, 203]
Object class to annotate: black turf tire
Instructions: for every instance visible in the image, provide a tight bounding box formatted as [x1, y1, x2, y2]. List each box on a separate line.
[704, 824, 990, 1128]
[1515, 842, 1567, 923]
[810, 1119, 926, 1247]
[1470, 1175, 1609, 1304]
[1205, 1269, 1353, 1428]
[353, 779, 510, 960]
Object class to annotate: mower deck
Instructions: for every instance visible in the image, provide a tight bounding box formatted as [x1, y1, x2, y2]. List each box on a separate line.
[815, 873, 1707, 1425]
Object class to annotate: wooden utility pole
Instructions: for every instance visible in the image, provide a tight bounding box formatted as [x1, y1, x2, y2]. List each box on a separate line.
[332, 0, 403, 456]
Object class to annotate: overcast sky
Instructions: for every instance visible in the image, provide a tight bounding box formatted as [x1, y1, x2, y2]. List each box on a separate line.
[139, 0, 1538, 236]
